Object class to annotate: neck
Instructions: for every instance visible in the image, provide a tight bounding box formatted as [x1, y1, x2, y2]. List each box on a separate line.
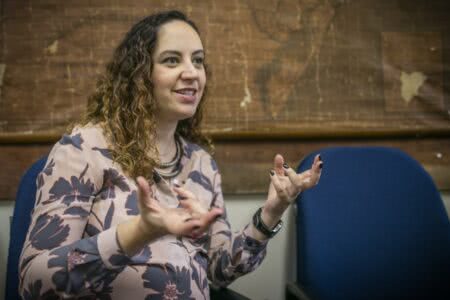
[156, 121, 178, 162]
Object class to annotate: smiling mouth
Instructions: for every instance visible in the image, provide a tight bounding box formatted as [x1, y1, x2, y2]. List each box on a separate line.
[174, 88, 197, 96]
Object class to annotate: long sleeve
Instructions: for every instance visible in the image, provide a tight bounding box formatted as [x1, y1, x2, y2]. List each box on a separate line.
[206, 167, 268, 287]
[19, 129, 131, 299]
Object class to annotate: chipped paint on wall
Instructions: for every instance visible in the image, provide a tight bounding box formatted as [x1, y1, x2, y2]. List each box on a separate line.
[45, 40, 59, 55]
[0, 64, 5, 102]
[240, 82, 252, 109]
[400, 71, 426, 103]
[0, 64, 6, 87]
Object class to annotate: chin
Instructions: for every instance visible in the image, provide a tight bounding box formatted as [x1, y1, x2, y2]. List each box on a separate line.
[175, 110, 197, 121]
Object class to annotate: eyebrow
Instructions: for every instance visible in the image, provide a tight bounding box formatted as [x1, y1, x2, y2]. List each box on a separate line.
[158, 49, 204, 57]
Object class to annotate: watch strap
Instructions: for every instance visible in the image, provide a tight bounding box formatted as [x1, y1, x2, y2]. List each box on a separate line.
[252, 207, 283, 238]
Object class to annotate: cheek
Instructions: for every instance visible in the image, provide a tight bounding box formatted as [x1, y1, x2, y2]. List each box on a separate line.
[201, 70, 207, 85]
[152, 77, 167, 90]
[151, 68, 172, 91]
[199, 72, 207, 91]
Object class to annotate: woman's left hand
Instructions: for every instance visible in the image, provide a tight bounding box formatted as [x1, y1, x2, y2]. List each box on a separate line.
[172, 185, 222, 239]
[264, 153, 323, 218]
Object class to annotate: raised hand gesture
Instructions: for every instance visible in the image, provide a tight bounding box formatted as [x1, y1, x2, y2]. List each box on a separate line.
[136, 177, 222, 238]
[264, 154, 322, 218]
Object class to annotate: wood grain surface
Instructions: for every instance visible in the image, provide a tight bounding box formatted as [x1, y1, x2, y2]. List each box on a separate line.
[1, 138, 448, 200]
[0, 0, 449, 200]
[0, 0, 449, 135]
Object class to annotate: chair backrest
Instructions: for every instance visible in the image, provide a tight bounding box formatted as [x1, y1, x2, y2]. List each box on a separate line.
[5, 157, 47, 300]
[295, 146, 450, 300]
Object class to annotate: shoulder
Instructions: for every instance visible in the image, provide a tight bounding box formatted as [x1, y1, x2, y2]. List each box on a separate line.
[64, 123, 108, 149]
[55, 123, 109, 154]
[44, 124, 110, 191]
[53, 123, 113, 162]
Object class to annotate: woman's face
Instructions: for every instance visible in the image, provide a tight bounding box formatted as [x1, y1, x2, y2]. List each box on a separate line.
[151, 20, 206, 124]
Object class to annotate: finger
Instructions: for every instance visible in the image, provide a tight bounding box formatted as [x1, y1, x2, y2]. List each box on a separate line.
[312, 154, 323, 173]
[202, 207, 223, 225]
[283, 163, 302, 190]
[299, 171, 313, 188]
[191, 208, 223, 238]
[310, 166, 322, 186]
[174, 186, 209, 216]
[300, 168, 320, 189]
[136, 176, 153, 208]
[179, 220, 203, 236]
[270, 170, 287, 200]
[298, 170, 312, 181]
[173, 186, 195, 200]
[177, 197, 195, 211]
[273, 154, 285, 176]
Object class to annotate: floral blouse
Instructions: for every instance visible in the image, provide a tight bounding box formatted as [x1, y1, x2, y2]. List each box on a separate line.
[19, 125, 268, 300]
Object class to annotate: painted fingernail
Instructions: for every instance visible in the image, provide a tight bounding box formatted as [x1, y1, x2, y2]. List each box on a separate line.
[177, 195, 187, 200]
[153, 172, 162, 183]
[319, 155, 322, 161]
[193, 226, 200, 230]
[283, 163, 289, 169]
[270, 170, 275, 176]
[319, 163, 324, 169]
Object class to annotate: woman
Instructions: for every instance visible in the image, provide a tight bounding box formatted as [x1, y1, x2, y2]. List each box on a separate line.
[19, 10, 322, 299]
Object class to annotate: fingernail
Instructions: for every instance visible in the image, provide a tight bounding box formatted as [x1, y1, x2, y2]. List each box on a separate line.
[283, 163, 289, 169]
[193, 226, 200, 230]
[177, 195, 187, 200]
[270, 170, 275, 176]
[319, 155, 322, 161]
[153, 171, 162, 183]
[319, 163, 323, 169]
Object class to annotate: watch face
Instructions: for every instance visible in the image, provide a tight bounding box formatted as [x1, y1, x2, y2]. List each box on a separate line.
[273, 222, 282, 233]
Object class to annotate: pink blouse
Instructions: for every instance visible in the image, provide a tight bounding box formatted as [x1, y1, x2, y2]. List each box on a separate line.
[19, 125, 268, 299]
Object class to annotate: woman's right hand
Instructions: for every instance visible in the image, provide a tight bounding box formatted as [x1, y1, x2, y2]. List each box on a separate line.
[136, 176, 222, 239]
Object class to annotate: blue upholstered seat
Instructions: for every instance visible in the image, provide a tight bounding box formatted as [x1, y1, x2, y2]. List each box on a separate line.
[287, 146, 450, 300]
[5, 157, 48, 300]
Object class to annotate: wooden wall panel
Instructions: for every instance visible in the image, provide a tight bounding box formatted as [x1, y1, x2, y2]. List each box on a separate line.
[0, 1, 449, 200]
[0, 0, 449, 135]
[1, 138, 449, 201]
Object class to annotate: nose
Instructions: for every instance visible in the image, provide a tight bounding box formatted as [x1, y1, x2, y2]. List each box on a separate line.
[180, 62, 199, 80]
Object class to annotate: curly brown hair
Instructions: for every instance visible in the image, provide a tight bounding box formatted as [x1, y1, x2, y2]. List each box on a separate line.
[70, 10, 212, 181]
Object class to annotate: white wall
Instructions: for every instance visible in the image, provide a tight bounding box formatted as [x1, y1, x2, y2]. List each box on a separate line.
[226, 194, 297, 300]
[1, 194, 449, 300]
[0, 200, 15, 300]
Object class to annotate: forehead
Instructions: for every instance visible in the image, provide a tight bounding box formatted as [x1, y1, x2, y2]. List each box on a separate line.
[154, 20, 203, 54]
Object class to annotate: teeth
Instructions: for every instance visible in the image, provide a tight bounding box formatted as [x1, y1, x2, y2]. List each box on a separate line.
[176, 89, 195, 96]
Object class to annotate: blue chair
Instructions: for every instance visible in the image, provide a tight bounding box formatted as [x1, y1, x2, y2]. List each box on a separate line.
[5, 156, 250, 300]
[5, 156, 48, 300]
[286, 146, 450, 300]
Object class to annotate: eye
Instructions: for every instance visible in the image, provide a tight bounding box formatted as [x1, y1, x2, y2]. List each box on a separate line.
[162, 56, 179, 66]
[192, 56, 204, 67]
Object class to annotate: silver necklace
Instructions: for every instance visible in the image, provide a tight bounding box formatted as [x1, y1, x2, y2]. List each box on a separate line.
[158, 137, 181, 168]
[155, 137, 182, 179]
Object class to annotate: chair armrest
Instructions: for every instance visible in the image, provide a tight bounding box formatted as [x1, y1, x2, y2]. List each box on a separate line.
[285, 282, 312, 300]
[210, 285, 251, 300]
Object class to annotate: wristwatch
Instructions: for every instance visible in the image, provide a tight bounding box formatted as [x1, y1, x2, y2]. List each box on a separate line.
[252, 207, 283, 238]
